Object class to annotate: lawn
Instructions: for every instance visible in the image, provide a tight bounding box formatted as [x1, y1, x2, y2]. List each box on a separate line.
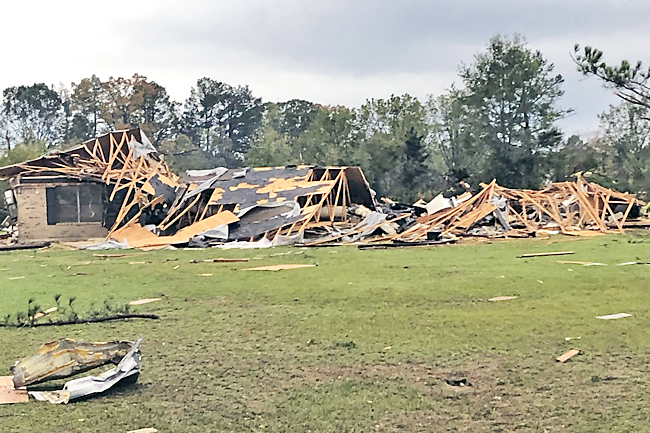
[0, 233, 649, 432]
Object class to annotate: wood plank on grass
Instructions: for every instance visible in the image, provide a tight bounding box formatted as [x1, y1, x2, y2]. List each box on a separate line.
[488, 296, 518, 302]
[520, 251, 574, 258]
[556, 349, 580, 363]
[243, 264, 316, 271]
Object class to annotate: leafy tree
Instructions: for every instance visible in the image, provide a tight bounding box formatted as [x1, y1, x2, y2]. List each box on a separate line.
[2, 83, 65, 147]
[595, 102, 650, 197]
[460, 35, 567, 188]
[549, 134, 601, 182]
[182, 78, 262, 165]
[427, 90, 486, 190]
[0, 141, 48, 166]
[574, 45, 650, 111]
[245, 103, 294, 166]
[276, 99, 320, 139]
[158, 134, 211, 173]
[292, 105, 356, 166]
[70, 75, 106, 138]
[355, 95, 438, 201]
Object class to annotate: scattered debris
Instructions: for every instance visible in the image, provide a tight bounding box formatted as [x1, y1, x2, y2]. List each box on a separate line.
[127, 429, 158, 433]
[520, 251, 575, 258]
[445, 378, 472, 387]
[242, 264, 317, 271]
[596, 313, 632, 320]
[617, 261, 639, 266]
[128, 298, 161, 306]
[29, 338, 142, 404]
[488, 296, 518, 302]
[565, 336, 581, 341]
[556, 260, 607, 266]
[556, 349, 581, 363]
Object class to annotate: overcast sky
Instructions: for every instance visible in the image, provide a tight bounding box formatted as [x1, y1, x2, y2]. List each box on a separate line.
[1, 0, 648, 136]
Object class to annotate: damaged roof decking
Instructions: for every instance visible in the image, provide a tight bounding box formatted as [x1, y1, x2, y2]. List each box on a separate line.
[184, 166, 375, 209]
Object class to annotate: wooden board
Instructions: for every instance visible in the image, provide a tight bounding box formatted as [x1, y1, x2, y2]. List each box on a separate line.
[488, 296, 518, 302]
[556, 349, 580, 363]
[0, 376, 28, 404]
[243, 264, 316, 271]
[520, 251, 574, 258]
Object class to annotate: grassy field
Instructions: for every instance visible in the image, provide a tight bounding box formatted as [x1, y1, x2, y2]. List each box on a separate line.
[0, 233, 649, 432]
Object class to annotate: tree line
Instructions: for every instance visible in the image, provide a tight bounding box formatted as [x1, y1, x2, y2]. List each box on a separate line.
[1, 35, 649, 202]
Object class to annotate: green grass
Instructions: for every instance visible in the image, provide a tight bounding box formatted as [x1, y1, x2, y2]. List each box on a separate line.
[1, 233, 649, 432]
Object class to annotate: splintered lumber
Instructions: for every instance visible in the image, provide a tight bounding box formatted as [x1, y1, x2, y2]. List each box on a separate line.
[520, 251, 574, 258]
[243, 264, 316, 271]
[556, 349, 580, 363]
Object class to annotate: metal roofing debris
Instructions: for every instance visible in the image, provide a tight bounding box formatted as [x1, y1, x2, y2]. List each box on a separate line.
[11, 339, 135, 387]
[5, 338, 143, 405]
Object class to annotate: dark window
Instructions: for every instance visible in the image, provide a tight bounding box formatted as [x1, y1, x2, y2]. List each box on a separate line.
[46, 185, 103, 225]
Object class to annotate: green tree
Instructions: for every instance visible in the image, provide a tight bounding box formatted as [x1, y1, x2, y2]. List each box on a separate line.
[182, 78, 262, 165]
[245, 103, 294, 166]
[2, 83, 65, 147]
[158, 134, 211, 173]
[460, 35, 566, 188]
[549, 134, 601, 182]
[292, 105, 356, 166]
[574, 45, 650, 110]
[355, 95, 438, 201]
[595, 102, 650, 197]
[427, 90, 486, 191]
[70, 75, 106, 138]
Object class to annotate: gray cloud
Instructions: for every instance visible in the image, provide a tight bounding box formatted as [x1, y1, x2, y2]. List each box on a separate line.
[1, 0, 648, 134]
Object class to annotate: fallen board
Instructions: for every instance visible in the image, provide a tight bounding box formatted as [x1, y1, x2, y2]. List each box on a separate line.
[556, 349, 580, 363]
[520, 251, 575, 258]
[243, 264, 317, 271]
[488, 296, 518, 302]
[129, 298, 162, 306]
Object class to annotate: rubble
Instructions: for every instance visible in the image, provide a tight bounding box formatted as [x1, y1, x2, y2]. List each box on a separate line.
[0, 128, 647, 250]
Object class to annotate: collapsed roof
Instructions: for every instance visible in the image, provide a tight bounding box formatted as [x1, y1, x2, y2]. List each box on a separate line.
[0, 129, 378, 248]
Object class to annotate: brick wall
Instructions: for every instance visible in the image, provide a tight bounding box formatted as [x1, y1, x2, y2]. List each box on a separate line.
[13, 182, 108, 241]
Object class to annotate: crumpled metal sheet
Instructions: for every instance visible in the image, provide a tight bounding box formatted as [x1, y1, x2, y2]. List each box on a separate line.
[11, 338, 135, 387]
[29, 338, 142, 404]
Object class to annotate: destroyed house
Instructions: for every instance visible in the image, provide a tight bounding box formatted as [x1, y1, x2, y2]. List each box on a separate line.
[0, 129, 177, 242]
[0, 129, 377, 247]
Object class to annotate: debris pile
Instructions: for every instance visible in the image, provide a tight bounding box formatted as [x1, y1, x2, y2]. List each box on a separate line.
[383, 175, 647, 245]
[0, 128, 647, 250]
[1, 338, 142, 404]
